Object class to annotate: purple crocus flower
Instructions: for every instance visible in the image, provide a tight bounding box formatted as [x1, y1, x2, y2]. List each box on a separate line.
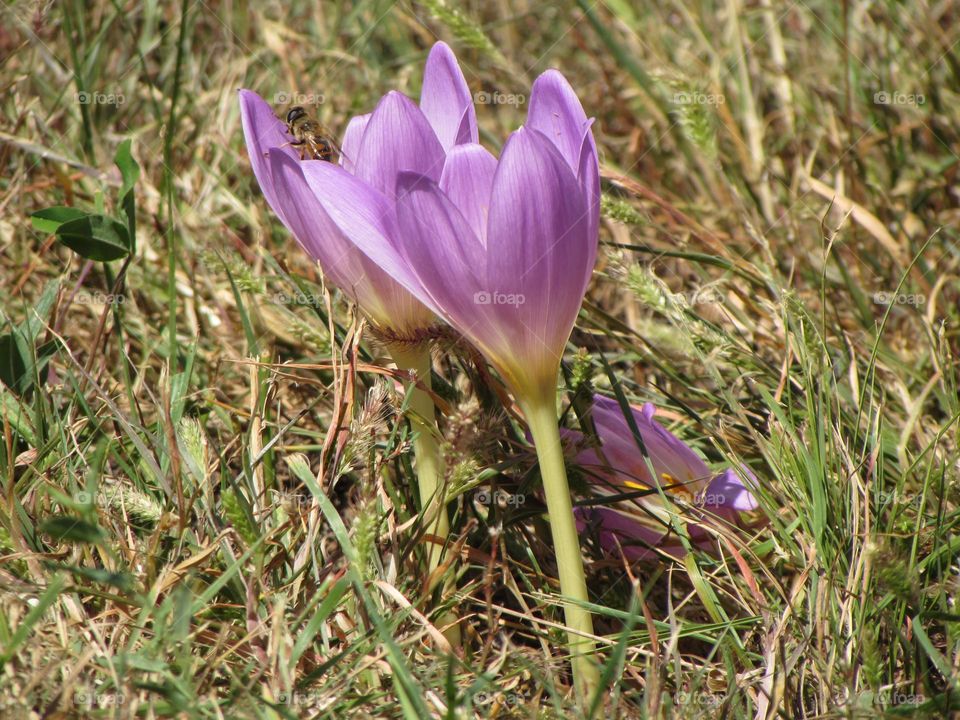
[571, 395, 760, 560]
[244, 44, 603, 687]
[295, 64, 599, 399]
[238, 42, 479, 338]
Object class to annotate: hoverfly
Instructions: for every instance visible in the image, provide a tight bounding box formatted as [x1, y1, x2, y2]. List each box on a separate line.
[282, 105, 341, 162]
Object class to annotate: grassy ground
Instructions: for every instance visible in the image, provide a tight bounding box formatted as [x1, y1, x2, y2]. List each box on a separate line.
[1, 1, 959, 718]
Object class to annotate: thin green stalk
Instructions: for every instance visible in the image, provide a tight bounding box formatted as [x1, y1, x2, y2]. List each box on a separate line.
[389, 343, 459, 648]
[522, 393, 600, 703]
[164, 0, 191, 366]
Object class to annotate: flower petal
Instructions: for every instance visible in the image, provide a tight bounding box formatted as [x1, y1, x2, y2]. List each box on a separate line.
[238, 89, 299, 224]
[639, 405, 714, 488]
[484, 128, 590, 376]
[339, 112, 370, 174]
[704, 468, 760, 512]
[419, 41, 478, 151]
[454, 106, 478, 146]
[439, 143, 498, 245]
[268, 152, 362, 292]
[299, 161, 427, 306]
[393, 172, 488, 325]
[526, 69, 590, 169]
[575, 507, 679, 561]
[273, 154, 431, 331]
[354, 91, 446, 198]
[576, 397, 716, 498]
[576, 121, 600, 285]
[574, 395, 766, 561]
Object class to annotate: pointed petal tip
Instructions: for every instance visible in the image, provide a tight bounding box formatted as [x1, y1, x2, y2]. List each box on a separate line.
[340, 113, 371, 173]
[534, 68, 570, 85]
[706, 467, 760, 512]
[380, 89, 414, 107]
[356, 90, 446, 195]
[531, 68, 585, 105]
[367, 90, 420, 119]
[426, 40, 455, 59]
[238, 89, 271, 117]
[527, 70, 591, 167]
[420, 41, 477, 150]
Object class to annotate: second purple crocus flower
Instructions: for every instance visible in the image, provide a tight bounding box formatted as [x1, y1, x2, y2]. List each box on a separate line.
[571, 395, 760, 561]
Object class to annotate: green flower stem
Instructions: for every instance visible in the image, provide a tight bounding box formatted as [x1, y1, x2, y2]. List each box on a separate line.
[522, 394, 600, 702]
[388, 343, 459, 648]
